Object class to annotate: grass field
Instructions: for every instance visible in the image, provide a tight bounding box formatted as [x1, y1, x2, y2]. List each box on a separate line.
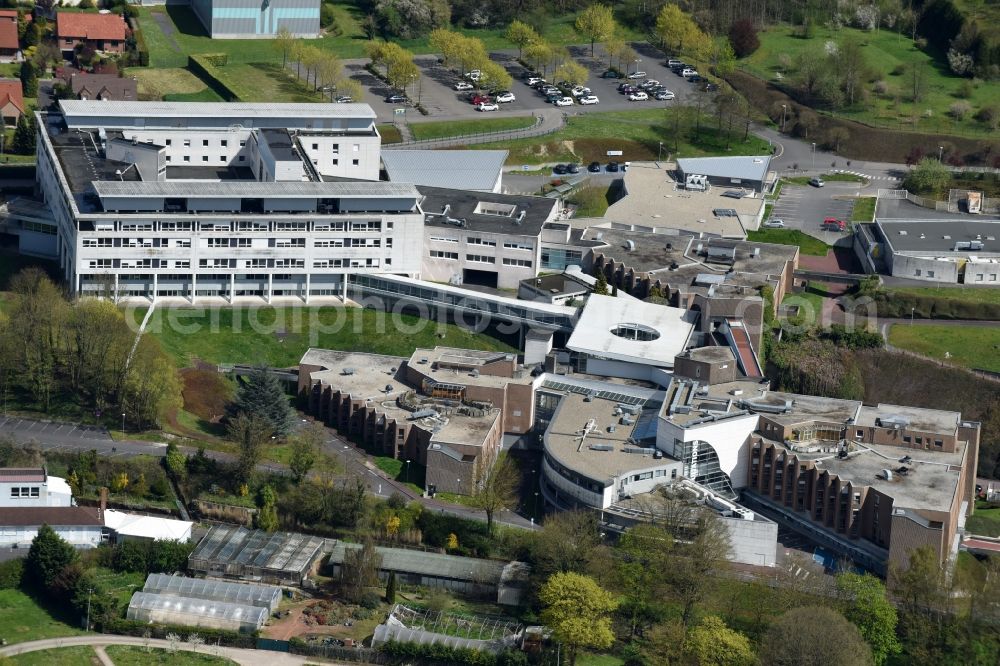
[569, 185, 614, 217]
[741, 24, 1000, 137]
[887, 285, 1000, 305]
[851, 197, 877, 222]
[746, 228, 830, 255]
[124, 67, 219, 102]
[214, 63, 325, 103]
[104, 645, 237, 665]
[476, 108, 772, 164]
[0, 588, 83, 645]
[784, 173, 867, 185]
[6, 646, 101, 666]
[409, 116, 537, 141]
[377, 124, 403, 144]
[888, 323, 1000, 373]
[966, 500, 1000, 537]
[134, 306, 516, 368]
[137, 4, 645, 68]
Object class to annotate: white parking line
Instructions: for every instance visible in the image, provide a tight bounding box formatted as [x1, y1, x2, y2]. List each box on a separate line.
[24, 422, 36, 430]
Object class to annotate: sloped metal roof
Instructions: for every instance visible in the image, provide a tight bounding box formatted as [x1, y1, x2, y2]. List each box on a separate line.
[382, 150, 508, 192]
[675, 155, 771, 182]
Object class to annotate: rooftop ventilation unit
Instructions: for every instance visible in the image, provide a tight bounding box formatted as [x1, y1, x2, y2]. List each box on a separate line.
[418, 358, 429, 364]
[384, 384, 393, 393]
[341, 368, 355, 376]
[618, 403, 641, 415]
[409, 408, 438, 420]
[880, 469, 893, 481]
[589, 444, 614, 451]
[625, 239, 635, 251]
[623, 446, 657, 455]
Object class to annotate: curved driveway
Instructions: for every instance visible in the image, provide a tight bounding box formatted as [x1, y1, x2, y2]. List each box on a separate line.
[0, 634, 339, 666]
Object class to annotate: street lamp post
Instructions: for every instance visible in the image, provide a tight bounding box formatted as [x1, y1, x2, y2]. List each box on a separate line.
[911, 307, 915, 325]
[534, 491, 539, 516]
[811, 142, 816, 171]
[939, 145, 944, 162]
[121, 412, 126, 435]
[657, 141, 663, 164]
[781, 104, 787, 132]
[86, 587, 94, 631]
[404, 459, 410, 483]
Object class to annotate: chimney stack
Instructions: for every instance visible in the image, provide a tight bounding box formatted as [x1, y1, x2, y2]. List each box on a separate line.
[99, 487, 108, 521]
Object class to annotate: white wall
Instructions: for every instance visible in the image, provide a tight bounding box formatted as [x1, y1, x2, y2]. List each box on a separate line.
[0, 525, 103, 548]
[657, 413, 759, 490]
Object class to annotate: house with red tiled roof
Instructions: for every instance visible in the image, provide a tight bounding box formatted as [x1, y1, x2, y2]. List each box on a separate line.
[0, 10, 20, 62]
[0, 77, 24, 125]
[56, 11, 127, 57]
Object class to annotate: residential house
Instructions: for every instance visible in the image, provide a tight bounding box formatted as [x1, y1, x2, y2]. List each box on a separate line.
[63, 70, 137, 101]
[56, 12, 127, 57]
[0, 77, 24, 125]
[0, 10, 20, 63]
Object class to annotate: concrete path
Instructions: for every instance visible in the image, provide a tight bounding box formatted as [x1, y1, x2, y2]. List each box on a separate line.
[0, 635, 340, 666]
[93, 644, 115, 666]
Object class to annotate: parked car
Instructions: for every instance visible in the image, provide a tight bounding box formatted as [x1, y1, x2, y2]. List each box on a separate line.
[570, 86, 591, 97]
[763, 219, 786, 228]
[334, 96, 353, 103]
[541, 86, 560, 96]
[579, 95, 600, 105]
[687, 74, 704, 83]
[477, 102, 500, 112]
[553, 164, 568, 175]
[627, 91, 649, 101]
[607, 161, 620, 172]
[567, 163, 580, 174]
[471, 94, 492, 105]
[466, 69, 482, 80]
[667, 58, 683, 67]
[822, 217, 846, 231]
[702, 82, 719, 92]
[681, 68, 699, 78]
[627, 71, 647, 79]
[385, 94, 408, 103]
[588, 161, 603, 172]
[640, 79, 660, 89]
[545, 93, 563, 104]
[553, 96, 574, 106]
[454, 81, 474, 91]
[619, 85, 639, 95]
[601, 70, 621, 79]
[531, 79, 549, 89]
[495, 91, 516, 103]
[810, 177, 826, 187]
[654, 90, 675, 100]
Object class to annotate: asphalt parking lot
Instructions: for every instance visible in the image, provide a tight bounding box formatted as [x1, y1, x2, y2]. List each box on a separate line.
[347, 44, 707, 122]
[768, 183, 857, 243]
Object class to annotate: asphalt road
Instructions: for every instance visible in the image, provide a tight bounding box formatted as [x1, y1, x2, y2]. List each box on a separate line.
[768, 182, 857, 243]
[0, 414, 537, 530]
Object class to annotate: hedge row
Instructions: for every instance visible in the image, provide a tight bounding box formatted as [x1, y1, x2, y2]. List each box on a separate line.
[104, 617, 258, 648]
[875, 292, 1000, 320]
[188, 54, 245, 102]
[378, 640, 527, 666]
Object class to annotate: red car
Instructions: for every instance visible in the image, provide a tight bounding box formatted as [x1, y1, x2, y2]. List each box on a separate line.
[822, 217, 847, 231]
[471, 94, 492, 106]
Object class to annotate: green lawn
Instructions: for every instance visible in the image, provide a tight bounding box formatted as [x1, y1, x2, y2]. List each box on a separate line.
[888, 323, 1000, 373]
[569, 185, 614, 218]
[373, 455, 424, 494]
[104, 645, 237, 665]
[741, 24, 1000, 137]
[0, 588, 84, 645]
[888, 285, 1000, 305]
[476, 108, 773, 165]
[746, 228, 830, 256]
[851, 197, 877, 222]
[6, 646, 100, 666]
[577, 653, 625, 666]
[209, 62, 325, 103]
[779, 283, 840, 328]
[134, 306, 515, 368]
[138, 4, 646, 68]
[377, 124, 403, 144]
[409, 116, 537, 141]
[124, 67, 217, 101]
[966, 501, 1000, 537]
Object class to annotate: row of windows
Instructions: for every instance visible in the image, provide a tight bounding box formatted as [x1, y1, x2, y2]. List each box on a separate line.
[86, 220, 389, 233]
[466, 254, 495, 264]
[90, 259, 390, 270]
[502, 258, 532, 267]
[430, 250, 459, 259]
[9, 487, 40, 498]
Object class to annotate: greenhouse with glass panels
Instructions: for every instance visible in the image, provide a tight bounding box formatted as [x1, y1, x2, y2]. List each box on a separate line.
[188, 525, 328, 586]
[141, 573, 283, 613]
[126, 591, 268, 632]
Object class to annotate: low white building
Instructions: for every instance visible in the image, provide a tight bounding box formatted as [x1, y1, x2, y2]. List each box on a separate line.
[0, 468, 73, 507]
[0, 506, 104, 548]
[566, 294, 696, 384]
[104, 510, 193, 543]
